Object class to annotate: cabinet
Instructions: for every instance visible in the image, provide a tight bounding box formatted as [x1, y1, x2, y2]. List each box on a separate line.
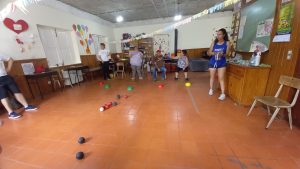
[226, 63, 271, 106]
[122, 38, 154, 59]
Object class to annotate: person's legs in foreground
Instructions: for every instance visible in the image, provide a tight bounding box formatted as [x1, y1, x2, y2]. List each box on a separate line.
[102, 62, 107, 80]
[105, 62, 111, 79]
[131, 65, 137, 80]
[136, 66, 143, 80]
[184, 68, 189, 81]
[152, 67, 157, 81]
[0, 76, 37, 119]
[209, 68, 217, 96]
[160, 67, 166, 80]
[102, 61, 110, 80]
[175, 67, 180, 80]
[217, 67, 226, 100]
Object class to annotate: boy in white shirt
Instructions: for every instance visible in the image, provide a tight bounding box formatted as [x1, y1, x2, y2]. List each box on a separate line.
[0, 54, 37, 120]
[96, 43, 111, 80]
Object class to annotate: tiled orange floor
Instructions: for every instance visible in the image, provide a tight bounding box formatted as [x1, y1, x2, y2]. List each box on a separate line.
[1, 72, 300, 169]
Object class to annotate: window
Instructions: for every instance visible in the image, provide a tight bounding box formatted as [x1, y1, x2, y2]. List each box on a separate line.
[38, 25, 80, 67]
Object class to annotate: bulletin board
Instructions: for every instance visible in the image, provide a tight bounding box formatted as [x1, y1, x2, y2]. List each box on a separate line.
[236, 0, 276, 52]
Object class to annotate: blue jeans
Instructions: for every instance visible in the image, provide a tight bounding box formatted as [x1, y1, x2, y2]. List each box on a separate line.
[152, 67, 166, 80]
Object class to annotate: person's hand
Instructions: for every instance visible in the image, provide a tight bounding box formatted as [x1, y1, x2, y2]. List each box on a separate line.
[218, 52, 224, 56]
[6, 68, 11, 73]
[157, 68, 160, 72]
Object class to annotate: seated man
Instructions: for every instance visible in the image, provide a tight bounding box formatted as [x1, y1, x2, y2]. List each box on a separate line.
[151, 50, 166, 81]
[0, 54, 37, 120]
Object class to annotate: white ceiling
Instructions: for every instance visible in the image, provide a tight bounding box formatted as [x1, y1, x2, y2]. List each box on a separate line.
[57, 0, 233, 23]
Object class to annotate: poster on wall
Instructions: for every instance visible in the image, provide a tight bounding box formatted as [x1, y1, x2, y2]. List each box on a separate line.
[249, 41, 268, 52]
[256, 18, 274, 37]
[153, 34, 170, 55]
[272, 1, 295, 42]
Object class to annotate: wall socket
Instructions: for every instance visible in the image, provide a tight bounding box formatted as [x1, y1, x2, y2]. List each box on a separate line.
[287, 50, 293, 60]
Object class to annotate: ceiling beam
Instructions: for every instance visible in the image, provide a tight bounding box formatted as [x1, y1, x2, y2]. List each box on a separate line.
[149, 0, 162, 18]
[162, 0, 169, 17]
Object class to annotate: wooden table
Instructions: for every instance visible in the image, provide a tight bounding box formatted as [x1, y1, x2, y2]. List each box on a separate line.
[25, 71, 59, 99]
[66, 65, 89, 86]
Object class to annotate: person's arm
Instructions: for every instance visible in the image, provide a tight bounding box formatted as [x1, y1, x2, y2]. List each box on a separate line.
[96, 52, 103, 62]
[155, 59, 159, 69]
[185, 57, 189, 69]
[128, 51, 133, 58]
[6, 58, 14, 73]
[207, 42, 215, 56]
[140, 52, 144, 59]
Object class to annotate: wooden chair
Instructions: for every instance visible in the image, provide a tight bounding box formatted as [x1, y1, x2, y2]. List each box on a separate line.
[115, 62, 126, 78]
[109, 63, 116, 78]
[247, 75, 300, 129]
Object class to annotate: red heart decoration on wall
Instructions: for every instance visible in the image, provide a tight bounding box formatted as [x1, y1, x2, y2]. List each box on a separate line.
[3, 18, 29, 34]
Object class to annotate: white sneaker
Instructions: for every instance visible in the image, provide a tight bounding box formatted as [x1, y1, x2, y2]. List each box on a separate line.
[131, 78, 135, 81]
[139, 77, 143, 80]
[218, 94, 226, 101]
[209, 89, 214, 96]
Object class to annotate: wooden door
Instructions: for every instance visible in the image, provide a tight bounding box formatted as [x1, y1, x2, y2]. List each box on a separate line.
[292, 49, 300, 126]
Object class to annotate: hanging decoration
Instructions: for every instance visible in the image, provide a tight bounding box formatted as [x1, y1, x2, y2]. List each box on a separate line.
[72, 24, 93, 54]
[3, 18, 29, 34]
[2, 16, 35, 53]
[121, 0, 240, 43]
[0, 0, 41, 21]
[15, 33, 36, 53]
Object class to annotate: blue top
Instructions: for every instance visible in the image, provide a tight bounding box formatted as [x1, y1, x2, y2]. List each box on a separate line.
[209, 41, 228, 68]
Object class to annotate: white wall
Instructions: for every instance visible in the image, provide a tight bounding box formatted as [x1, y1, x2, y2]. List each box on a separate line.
[0, 0, 232, 62]
[113, 11, 233, 53]
[0, 1, 115, 61]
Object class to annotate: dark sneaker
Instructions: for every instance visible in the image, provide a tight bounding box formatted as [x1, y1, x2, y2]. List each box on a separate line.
[185, 78, 189, 81]
[8, 112, 22, 119]
[174, 77, 179, 80]
[25, 105, 38, 111]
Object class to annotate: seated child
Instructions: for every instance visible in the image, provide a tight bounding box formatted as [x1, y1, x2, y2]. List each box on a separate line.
[151, 50, 166, 81]
[175, 49, 189, 81]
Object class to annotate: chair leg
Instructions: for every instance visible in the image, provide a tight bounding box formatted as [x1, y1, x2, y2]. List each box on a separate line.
[57, 80, 61, 88]
[247, 100, 257, 116]
[287, 108, 293, 130]
[266, 108, 281, 129]
[68, 79, 73, 88]
[267, 106, 271, 116]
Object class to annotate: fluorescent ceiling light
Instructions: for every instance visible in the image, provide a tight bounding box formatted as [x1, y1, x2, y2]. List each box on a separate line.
[174, 15, 182, 21]
[116, 16, 124, 22]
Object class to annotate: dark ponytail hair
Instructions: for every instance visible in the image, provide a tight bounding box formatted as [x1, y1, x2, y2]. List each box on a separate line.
[214, 28, 229, 44]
